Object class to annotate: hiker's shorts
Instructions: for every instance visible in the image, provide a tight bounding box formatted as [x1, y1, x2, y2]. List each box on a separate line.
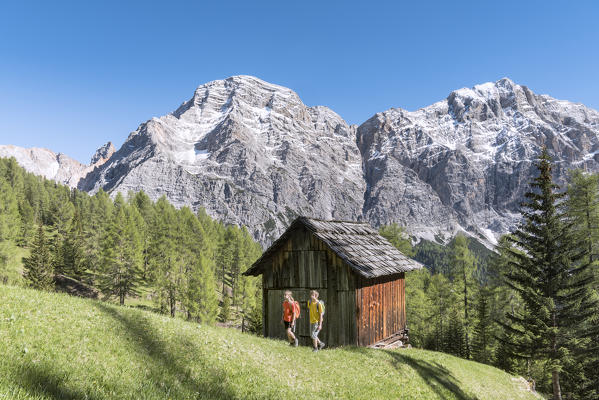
[310, 323, 320, 340]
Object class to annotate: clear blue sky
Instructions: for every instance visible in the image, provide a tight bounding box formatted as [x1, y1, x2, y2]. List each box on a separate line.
[1, 1, 597, 163]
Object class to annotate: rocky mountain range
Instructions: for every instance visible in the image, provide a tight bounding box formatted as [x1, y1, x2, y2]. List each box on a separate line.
[0, 143, 115, 187]
[3, 76, 599, 246]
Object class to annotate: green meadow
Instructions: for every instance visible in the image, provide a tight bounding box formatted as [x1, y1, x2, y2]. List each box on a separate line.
[0, 285, 539, 400]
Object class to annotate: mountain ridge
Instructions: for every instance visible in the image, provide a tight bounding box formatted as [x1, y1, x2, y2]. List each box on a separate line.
[2, 76, 599, 246]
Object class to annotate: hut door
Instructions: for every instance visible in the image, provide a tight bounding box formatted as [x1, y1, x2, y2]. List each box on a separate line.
[292, 290, 312, 345]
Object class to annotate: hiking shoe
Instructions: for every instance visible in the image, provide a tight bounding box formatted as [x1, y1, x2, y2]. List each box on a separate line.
[318, 341, 325, 350]
[312, 348, 319, 352]
[294, 338, 299, 347]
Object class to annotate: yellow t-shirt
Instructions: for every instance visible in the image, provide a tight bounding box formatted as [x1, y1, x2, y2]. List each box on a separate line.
[308, 300, 323, 324]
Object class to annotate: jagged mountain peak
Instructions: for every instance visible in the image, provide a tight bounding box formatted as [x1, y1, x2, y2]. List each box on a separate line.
[78, 76, 364, 244]
[90, 142, 116, 165]
[173, 75, 303, 119]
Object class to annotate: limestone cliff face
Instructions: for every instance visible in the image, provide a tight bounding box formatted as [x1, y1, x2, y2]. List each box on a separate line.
[357, 78, 599, 244]
[78, 76, 365, 244]
[4, 76, 599, 246]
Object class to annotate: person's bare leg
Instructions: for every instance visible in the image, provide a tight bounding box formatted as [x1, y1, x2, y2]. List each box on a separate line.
[287, 328, 296, 343]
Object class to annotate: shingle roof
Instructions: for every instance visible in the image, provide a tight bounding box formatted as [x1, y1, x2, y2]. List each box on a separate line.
[244, 217, 424, 278]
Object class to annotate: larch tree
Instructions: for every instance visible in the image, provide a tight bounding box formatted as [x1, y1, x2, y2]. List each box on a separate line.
[0, 180, 20, 273]
[98, 196, 143, 305]
[565, 169, 599, 399]
[450, 233, 476, 359]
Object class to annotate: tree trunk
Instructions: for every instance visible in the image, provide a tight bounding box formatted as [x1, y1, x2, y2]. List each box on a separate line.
[551, 311, 562, 400]
[170, 292, 176, 317]
[463, 266, 471, 359]
[552, 369, 562, 400]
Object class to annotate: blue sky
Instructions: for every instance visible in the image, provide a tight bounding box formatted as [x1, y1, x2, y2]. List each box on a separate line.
[0, 0, 597, 163]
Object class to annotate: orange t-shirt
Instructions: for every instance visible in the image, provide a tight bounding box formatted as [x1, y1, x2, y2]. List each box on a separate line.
[283, 301, 294, 322]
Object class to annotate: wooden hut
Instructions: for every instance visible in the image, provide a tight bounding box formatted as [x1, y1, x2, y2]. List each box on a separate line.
[243, 217, 424, 347]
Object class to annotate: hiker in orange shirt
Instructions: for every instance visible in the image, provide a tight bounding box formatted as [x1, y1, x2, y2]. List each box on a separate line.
[282, 290, 299, 347]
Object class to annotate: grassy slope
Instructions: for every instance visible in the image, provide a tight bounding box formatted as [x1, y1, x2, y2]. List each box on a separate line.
[0, 286, 539, 400]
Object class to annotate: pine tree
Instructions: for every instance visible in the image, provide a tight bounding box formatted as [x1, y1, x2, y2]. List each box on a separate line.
[450, 233, 476, 359]
[23, 223, 54, 290]
[501, 149, 598, 400]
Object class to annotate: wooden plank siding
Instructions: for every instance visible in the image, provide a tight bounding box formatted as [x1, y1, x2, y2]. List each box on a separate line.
[356, 272, 406, 347]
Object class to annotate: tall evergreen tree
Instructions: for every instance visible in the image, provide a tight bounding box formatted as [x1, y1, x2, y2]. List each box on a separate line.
[451, 233, 476, 359]
[216, 227, 235, 296]
[57, 210, 87, 281]
[23, 223, 54, 290]
[501, 149, 598, 400]
[150, 196, 183, 317]
[184, 255, 219, 324]
[98, 198, 143, 305]
[472, 285, 494, 363]
[0, 180, 20, 272]
[565, 169, 599, 399]
[131, 190, 154, 281]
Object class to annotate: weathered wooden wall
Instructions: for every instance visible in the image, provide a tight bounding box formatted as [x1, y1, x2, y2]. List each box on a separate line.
[356, 272, 406, 346]
[260, 227, 357, 347]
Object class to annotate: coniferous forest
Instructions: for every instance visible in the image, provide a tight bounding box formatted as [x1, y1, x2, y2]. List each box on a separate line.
[2, 151, 599, 399]
[0, 157, 263, 330]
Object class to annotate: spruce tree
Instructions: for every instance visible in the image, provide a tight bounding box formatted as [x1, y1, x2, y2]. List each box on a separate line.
[501, 149, 598, 400]
[23, 223, 54, 290]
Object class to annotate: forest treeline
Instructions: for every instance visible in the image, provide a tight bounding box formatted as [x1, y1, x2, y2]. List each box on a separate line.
[0, 157, 262, 329]
[380, 150, 599, 400]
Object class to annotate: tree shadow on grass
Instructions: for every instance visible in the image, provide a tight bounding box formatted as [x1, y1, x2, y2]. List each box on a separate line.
[347, 347, 477, 400]
[14, 361, 102, 400]
[91, 302, 238, 400]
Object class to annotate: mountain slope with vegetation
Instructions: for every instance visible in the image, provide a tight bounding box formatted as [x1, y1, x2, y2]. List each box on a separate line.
[0, 285, 538, 400]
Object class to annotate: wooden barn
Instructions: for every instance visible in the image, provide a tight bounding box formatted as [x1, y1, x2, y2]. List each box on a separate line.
[243, 217, 424, 347]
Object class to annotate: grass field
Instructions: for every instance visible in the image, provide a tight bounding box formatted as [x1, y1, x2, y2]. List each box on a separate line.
[0, 285, 540, 400]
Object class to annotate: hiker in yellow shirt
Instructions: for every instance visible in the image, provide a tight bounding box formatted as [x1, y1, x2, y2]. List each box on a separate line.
[308, 290, 325, 352]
